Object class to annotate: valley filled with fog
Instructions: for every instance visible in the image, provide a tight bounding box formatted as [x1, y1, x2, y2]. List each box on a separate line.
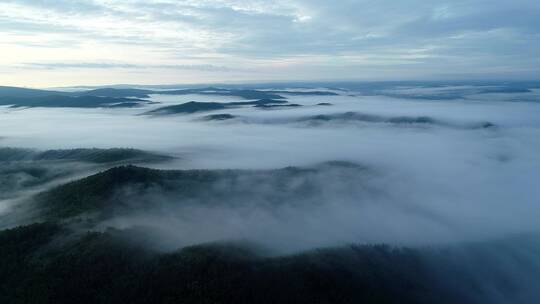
[1, 82, 540, 303]
[2, 83, 540, 241]
[3, 0, 539, 301]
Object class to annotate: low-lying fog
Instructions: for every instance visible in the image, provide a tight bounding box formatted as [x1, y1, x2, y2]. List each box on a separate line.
[1, 84, 540, 250]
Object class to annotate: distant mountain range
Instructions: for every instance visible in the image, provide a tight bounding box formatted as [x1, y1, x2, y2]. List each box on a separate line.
[143, 99, 292, 115]
[2, 81, 539, 109]
[0, 86, 337, 109]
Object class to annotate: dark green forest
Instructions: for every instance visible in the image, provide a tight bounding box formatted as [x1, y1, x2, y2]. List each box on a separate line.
[2, 222, 539, 304]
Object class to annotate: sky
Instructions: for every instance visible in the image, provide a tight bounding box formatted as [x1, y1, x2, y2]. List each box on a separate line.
[1, 0, 540, 87]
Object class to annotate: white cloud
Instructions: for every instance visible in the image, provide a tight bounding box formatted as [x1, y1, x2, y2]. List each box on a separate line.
[1, 0, 539, 86]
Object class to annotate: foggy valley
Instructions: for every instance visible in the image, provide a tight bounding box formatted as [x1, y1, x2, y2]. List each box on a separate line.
[1, 82, 540, 303]
[2, 0, 540, 302]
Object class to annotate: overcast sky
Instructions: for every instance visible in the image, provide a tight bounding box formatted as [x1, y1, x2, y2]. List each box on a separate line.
[1, 0, 539, 87]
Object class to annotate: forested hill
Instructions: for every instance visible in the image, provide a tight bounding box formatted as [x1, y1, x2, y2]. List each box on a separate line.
[1, 222, 538, 304]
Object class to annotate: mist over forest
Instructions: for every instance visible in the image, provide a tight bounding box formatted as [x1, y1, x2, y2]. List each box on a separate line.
[2, 0, 540, 300]
[0, 81, 539, 303]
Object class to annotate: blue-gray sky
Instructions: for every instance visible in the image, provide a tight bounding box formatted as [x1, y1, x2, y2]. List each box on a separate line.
[1, 0, 539, 87]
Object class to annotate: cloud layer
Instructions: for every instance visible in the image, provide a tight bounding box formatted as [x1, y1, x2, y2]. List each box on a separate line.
[1, 0, 540, 86]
